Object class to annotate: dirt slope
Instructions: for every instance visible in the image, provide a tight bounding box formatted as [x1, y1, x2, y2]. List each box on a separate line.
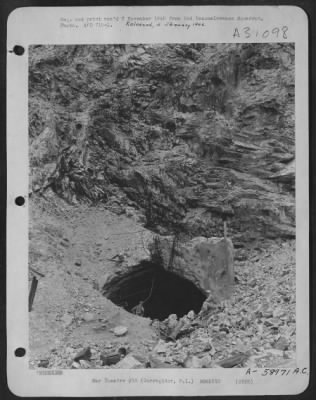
[29, 193, 156, 364]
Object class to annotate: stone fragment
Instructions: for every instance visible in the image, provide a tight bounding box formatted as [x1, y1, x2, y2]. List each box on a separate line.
[273, 309, 286, 318]
[217, 352, 249, 368]
[270, 317, 282, 326]
[192, 336, 213, 353]
[113, 326, 128, 336]
[131, 353, 148, 364]
[266, 349, 284, 357]
[101, 348, 127, 366]
[244, 355, 261, 368]
[262, 310, 273, 318]
[167, 320, 185, 341]
[79, 359, 91, 369]
[273, 336, 289, 351]
[101, 353, 120, 366]
[249, 279, 257, 288]
[61, 313, 73, 327]
[116, 354, 143, 369]
[125, 207, 136, 218]
[167, 314, 178, 329]
[283, 350, 295, 359]
[209, 345, 216, 356]
[82, 312, 96, 322]
[38, 359, 49, 368]
[219, 326, 229, 334]
[66, 346, 75, 355]
[234, 338, 249, 353]
[184, 354, 203, 368]
[147, 354, 177, 369]
[187, 310, 195, 320]
[200, 354, 214, 368]
[153, 340, 168, 354]
[74, 347, 91, 362]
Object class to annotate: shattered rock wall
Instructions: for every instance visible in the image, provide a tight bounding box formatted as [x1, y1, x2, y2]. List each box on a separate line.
[29, 43, 295, 247]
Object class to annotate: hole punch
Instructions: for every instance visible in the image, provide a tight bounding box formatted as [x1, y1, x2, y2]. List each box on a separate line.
[15, 347, 26, 357]
[15, 196, 25, 206]
[12, 45, 25, 56]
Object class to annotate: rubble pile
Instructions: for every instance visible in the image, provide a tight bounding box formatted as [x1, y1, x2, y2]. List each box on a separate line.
[29, 240, 295, 370]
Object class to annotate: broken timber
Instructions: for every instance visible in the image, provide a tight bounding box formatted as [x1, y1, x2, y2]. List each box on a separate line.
[29, 276, 38, 312]
[167, 234, 178, 269]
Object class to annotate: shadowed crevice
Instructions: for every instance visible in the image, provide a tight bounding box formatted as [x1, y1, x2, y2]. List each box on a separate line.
[102, 261, 206, 321]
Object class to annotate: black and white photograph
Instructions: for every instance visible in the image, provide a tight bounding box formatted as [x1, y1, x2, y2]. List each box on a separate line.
[6, 5, 309, 397]
[28, 42, 296, 369]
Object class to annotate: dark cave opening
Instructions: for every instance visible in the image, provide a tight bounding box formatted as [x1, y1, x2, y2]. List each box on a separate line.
[103, 261, 206, 321]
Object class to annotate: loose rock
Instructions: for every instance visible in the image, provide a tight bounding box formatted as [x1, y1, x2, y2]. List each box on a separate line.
[74, 347, 91, 362]
[115, 354, 143, 369]
[38, 359, 49, 368]
[153, 340, 168, 354]
[113, 326, 128, 336]
[273, 336, 289, 351]
[82, 312, 96, 322]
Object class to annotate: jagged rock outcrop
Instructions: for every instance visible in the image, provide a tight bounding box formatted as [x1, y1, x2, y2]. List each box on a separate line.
[268, 159, 295, 191]
[29, 43, 295, 246]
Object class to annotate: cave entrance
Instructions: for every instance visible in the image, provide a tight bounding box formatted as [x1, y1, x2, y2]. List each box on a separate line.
[102, 261, 206, 321]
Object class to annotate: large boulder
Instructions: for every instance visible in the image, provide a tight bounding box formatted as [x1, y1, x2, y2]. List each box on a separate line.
[156, 236, 234, 301]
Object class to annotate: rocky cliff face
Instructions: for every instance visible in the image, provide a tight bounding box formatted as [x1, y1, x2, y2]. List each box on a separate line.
[29, 43, 295, 249]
